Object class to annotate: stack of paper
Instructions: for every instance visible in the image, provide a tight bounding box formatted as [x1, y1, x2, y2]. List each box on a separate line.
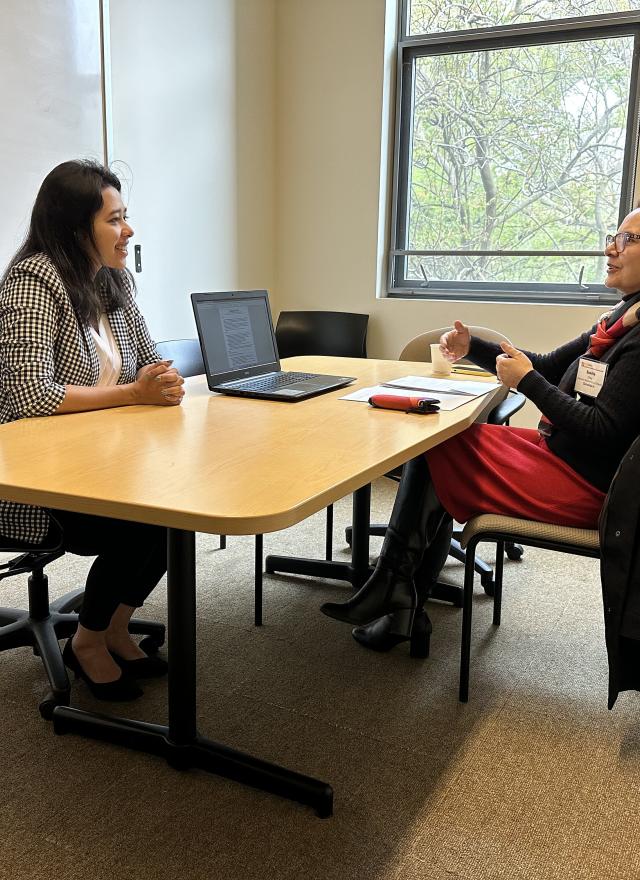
[340, 374, 500, 411]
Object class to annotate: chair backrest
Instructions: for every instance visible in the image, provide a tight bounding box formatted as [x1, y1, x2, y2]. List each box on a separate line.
[399, 326, 510, 364]
[155, 338, 205, 378]
[275, 310, 368, 359]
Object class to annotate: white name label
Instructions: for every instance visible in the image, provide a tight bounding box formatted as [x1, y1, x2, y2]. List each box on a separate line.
[574, 357, 608, 398]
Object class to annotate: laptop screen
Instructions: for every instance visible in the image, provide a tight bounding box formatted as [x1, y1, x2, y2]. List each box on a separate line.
[191, 290, 280, 381]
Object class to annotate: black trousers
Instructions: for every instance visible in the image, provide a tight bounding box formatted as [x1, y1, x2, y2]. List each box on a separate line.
[50, 509, 167, 632]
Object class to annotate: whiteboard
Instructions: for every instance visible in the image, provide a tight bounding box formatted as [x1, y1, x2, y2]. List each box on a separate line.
[0, 0, 105, 270]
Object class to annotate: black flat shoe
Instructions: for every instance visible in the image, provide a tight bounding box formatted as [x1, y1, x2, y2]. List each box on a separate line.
[351, 608, 432, 657]
[62, 640, 143, 701]
[110, 651, 168, 679]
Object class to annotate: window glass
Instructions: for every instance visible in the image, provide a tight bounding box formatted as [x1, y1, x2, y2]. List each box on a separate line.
[408, 0, 640, 36]
[406, 35, 634, 288]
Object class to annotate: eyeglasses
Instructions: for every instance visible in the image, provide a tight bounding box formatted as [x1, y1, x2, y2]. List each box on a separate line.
[605, 232, 640, 253]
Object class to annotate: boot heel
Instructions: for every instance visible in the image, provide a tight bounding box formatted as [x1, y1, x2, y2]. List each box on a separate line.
[351, 606, 416, 652]
[409, 610, 432, 659]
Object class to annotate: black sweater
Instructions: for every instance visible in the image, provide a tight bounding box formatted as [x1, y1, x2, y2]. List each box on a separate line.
[468, 295, 640, 492]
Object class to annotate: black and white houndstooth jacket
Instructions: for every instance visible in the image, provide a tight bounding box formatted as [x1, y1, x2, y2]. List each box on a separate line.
[0, 253, 159, 544]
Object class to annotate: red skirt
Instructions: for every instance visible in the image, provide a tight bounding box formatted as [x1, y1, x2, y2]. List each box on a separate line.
[425, 424, 605, 529]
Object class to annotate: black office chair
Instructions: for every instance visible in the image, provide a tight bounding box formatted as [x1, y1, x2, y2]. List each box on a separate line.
[345, 327, 525, 601]
[0, 523, 165, 719]
[275, 310, 368, 359]
[275, 310, 369, 563]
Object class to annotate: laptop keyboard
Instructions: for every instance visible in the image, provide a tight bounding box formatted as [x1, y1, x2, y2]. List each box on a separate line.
[224, 372, 318, 392]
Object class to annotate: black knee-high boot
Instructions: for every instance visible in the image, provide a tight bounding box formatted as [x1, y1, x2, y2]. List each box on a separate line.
[351, 513, 453, 655]
[320, 456, 446, 640]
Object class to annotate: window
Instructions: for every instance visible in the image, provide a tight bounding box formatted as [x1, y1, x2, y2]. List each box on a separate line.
[389, 2, 640, 303]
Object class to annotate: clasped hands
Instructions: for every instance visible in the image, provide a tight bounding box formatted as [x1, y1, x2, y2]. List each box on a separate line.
[134, 360, 185, 406]
[439, 320, 532, 389]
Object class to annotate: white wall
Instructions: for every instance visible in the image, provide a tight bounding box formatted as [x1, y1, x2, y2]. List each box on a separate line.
[0, 0, 104, 270]
[109, 0, 276, 341]
[274, 0, 607, 423]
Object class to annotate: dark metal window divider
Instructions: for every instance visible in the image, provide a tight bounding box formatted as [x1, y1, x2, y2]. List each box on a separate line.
[389, 6, 640, 304]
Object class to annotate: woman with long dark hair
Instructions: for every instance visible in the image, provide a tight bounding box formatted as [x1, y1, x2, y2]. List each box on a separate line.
[0, 160, 185, 700]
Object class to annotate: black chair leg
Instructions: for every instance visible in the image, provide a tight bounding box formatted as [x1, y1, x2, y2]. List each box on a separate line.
[130, 619, 166, 654]
[325, 505, 333, 561]
[449, 539, 495, 592]
[345, 524, 386, 545]
[0, 608, 24, 626]
[219, 535, 227, 550]
[50, 587, 85, 614]
[255, 534, 263, 626]
[493, 540, 505, 626]
[31, 617, 71, 697]
[459, 539, 478, 703]
[0, 618, 31, 650]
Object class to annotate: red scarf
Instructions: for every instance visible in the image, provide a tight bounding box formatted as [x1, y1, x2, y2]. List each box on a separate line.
[588, 304, 640, 357]
[538, 296, 640, 439]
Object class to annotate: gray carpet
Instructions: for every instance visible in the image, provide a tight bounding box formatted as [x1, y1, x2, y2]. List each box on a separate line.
[1, 478, 639, 880]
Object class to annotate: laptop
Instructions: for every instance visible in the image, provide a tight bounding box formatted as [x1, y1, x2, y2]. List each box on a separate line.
[191, 290, 356, 401]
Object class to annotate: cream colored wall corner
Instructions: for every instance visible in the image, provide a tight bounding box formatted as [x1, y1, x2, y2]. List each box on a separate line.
[234, 0, 277, 295]
[274, 0, 606, 425]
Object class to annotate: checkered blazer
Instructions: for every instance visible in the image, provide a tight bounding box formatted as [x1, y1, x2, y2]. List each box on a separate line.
[0, 253, 159, 544]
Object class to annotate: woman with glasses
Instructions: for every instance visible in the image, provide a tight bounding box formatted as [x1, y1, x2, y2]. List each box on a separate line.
[322, 210, 640, 656]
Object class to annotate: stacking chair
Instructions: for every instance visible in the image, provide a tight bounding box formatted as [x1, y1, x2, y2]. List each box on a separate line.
[0, 524, 165, 718]
[345, 327, 525, 602]
[457, 513, 600, 702]
[274, 310, 369, 562]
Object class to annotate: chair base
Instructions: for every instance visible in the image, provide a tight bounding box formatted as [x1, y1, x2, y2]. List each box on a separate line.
[0, 587, 166, 718]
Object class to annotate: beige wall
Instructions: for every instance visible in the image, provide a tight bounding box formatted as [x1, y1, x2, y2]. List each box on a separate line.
[274, 0, 607, 423]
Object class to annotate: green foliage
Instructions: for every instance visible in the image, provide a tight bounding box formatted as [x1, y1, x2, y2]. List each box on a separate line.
[409, 0, 640, 35]
[403, 0, 640, 285]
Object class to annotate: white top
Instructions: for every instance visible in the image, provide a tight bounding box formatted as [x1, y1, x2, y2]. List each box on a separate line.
[89, 314, 122, 386]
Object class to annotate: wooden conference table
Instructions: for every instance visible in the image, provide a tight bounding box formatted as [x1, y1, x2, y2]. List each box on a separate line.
[0, 356, 501, 817]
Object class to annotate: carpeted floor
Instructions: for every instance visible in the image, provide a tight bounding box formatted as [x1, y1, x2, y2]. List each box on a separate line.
[1, 478, 639, 880]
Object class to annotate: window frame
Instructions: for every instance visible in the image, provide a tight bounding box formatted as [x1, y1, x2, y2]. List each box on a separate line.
[388, 6, 640, 305]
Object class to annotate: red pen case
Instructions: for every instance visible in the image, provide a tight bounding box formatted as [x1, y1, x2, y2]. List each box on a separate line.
[368, 394, 440, 414]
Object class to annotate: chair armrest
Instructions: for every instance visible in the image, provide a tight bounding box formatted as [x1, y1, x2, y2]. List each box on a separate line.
[487, 391, 526, 426]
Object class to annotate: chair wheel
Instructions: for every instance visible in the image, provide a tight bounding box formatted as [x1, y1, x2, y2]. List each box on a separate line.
[483, 580, 496, 597]
[139, 635, 163, 654]
[344, 527, 353, 547]
[39, 691, 69, 720]
[506, 543, 524, 561]
[480, 569, 494, 589]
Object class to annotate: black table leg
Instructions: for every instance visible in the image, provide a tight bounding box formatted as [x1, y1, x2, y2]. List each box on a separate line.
[52, 527, 333, 818]
[265, 483, 373, 589]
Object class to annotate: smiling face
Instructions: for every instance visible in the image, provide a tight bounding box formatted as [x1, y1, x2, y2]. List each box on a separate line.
[88, 185, 133, 273]
[604, 208, 640, 296]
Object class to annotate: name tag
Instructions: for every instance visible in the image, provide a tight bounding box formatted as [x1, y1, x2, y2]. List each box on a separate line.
[574, 357, 608, 398]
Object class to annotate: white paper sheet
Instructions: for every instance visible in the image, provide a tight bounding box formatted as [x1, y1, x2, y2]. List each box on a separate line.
[382, 375, 500, 397]
[339, 384, 476, 411]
